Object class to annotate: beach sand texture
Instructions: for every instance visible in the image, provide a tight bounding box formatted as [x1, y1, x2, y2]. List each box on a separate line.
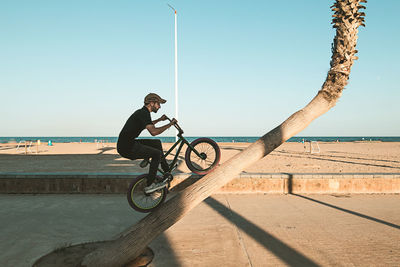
[1, 141, 399, 174]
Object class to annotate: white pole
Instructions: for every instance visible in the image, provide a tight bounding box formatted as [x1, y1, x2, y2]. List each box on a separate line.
[174, 10, 178, 143]
[168, 4, 178, 143]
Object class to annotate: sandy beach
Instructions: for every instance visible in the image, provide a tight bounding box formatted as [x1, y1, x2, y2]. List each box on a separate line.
[0, 141, 399, 174]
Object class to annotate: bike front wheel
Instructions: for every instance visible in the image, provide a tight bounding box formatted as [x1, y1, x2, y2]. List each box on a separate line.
[185, 138, 221, 175]
[127, 174, 167, 213]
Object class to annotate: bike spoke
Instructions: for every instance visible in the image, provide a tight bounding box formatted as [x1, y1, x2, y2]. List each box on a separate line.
[185, 139, 220, 175]
[190, 142, 217, 171]
[131, 179, 164, 210]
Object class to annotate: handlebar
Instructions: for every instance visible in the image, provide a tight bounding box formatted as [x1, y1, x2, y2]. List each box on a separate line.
[166, 116, 184, 135]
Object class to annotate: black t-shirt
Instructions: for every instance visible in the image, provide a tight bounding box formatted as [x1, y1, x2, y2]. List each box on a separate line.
[117, 106, 153, 154]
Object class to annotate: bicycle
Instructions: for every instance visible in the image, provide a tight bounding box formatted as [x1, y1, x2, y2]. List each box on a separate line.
[127, 117, 221, 213]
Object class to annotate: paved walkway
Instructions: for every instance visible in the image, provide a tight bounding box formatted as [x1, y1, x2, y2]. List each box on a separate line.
[0, 194, 399, 266]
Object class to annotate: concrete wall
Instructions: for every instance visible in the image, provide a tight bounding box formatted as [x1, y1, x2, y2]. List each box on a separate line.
[1, 173, 399, 194]
[220, 174, 400, 194]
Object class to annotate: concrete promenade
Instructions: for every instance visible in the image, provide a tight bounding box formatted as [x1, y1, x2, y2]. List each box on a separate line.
[0, 194, 399, 266]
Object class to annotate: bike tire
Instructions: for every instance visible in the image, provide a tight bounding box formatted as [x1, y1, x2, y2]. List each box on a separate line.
[127, 174, 167, 213]
[185, 138, 221, 175]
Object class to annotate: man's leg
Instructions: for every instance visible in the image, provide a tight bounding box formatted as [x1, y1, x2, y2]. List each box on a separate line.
[132, 140, 168, 186]
[137, 139, 169, 173]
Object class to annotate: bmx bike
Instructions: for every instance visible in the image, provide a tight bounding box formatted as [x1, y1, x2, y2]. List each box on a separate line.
[127, 117, 221, 213]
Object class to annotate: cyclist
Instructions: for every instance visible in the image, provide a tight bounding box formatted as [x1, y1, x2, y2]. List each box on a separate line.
[117, 93, 177, 193]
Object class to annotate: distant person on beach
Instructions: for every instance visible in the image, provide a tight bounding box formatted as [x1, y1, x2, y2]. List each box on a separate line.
[117, 93, 177, 193]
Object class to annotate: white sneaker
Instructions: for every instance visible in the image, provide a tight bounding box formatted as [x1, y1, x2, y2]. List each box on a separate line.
[144, 182, 167, 194]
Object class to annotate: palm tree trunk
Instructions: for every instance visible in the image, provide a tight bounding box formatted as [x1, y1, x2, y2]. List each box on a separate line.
[81, 1, 367, 266]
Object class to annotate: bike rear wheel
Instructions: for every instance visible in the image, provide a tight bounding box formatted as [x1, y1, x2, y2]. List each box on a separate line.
[185, 138, 221, 175]
[127, 174, 167, 213]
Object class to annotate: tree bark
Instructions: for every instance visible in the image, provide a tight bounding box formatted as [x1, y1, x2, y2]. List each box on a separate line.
[81, 1, 367, 266]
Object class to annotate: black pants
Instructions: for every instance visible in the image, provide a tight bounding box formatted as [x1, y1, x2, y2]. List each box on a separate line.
[122, 139, 169, 186]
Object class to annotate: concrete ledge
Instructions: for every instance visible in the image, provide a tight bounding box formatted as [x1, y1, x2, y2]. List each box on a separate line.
[0, 172, 399, 194]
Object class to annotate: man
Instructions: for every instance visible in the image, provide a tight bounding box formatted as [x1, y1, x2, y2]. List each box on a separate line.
[117, 93, 177, 193]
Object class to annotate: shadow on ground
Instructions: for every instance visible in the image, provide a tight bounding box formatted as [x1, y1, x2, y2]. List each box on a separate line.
[273, 150, 400, 170]
[204, 197, 319, 267]
[0, 152, 186, 174]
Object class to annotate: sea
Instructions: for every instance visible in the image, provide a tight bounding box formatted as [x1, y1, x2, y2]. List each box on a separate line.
[1, 136, 400, 144]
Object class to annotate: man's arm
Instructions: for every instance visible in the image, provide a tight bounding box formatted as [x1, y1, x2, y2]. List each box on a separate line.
[146, 119, 177, 136]
[152, 115, 168, 125]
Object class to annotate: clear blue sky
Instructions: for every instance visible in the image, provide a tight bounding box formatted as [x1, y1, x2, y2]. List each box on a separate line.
[1, 0, 399, 137]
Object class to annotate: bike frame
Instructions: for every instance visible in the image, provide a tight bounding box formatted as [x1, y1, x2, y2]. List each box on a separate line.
[157, 120, 204, 175]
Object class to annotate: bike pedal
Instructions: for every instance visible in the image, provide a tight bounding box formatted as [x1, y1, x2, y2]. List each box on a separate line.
[166, 181, 171, 191]
[139, 159, 149, 168]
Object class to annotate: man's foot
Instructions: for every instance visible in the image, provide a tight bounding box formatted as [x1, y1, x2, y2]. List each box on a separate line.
[144, 181, 167, 194]
[140, 159, 149, 168]
[155, 172, 172, 183]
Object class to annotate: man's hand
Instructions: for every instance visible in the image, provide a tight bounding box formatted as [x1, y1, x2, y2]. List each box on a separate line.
[152, 115, 168, 125]
[146, 117, 178, 136]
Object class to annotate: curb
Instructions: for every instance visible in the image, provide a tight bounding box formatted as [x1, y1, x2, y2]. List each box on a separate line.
[1, 172, 400, 194]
